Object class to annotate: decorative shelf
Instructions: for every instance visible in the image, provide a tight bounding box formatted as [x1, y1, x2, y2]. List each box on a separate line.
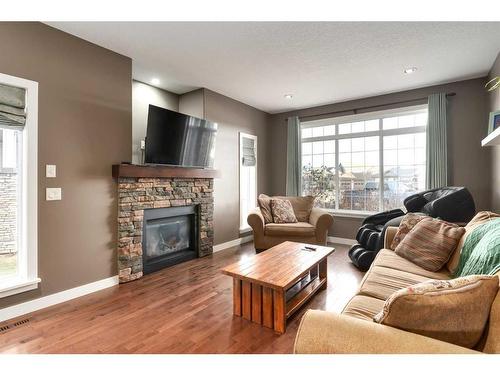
[482, 127, 500, 147]
[112, 163, 220, 179]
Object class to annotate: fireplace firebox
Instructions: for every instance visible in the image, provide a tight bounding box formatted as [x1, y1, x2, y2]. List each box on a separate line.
[142, 205, 200, 274]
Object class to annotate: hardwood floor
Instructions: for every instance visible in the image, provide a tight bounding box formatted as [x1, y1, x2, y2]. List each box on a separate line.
[0, 242, 363, 354]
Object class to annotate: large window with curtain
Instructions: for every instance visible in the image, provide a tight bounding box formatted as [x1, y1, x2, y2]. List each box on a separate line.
[301, 105, 428, 215]
[239, 133, 258, 232]
[0, 74, 39, 298]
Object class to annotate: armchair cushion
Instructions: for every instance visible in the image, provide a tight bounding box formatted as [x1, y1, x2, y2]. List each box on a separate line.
[265, 222, 315, 237]
[257, 194, 273, 223]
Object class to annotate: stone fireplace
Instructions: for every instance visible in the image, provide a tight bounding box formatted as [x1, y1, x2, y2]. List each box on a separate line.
[113, 164, 218, 283]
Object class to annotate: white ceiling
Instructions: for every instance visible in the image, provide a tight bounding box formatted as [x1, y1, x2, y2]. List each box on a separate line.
[47, 22, 500, 114]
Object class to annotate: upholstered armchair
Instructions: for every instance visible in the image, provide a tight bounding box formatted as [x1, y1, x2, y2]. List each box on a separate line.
[247, 196, 333, 252]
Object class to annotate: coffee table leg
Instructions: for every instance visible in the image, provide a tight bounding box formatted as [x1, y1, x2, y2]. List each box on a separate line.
[273, 289, 286, 334]
[319, 258, 327, 291]
[262, 287, 274, 329]
[233, 278, 242, 316]
[242, 281, 252, 320]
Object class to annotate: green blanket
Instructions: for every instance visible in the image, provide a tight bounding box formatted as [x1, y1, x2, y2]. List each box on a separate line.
[454, 218, 500, 277]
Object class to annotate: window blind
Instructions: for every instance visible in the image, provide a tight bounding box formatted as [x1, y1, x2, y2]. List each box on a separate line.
[0, 84, 26, 128]
[241, 136, 256, 166]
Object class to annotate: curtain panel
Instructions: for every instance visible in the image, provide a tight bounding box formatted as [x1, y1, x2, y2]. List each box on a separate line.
[426, 93, 448, 189]
[286, 116, 301, 196]
[0, 83, 26, 128]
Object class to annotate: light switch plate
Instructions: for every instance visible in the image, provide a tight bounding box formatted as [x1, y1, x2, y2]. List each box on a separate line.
[46, 164, 56, 178]
[46, 188, 62, 201]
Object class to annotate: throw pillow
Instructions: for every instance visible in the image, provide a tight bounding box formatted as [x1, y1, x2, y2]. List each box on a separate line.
[395, 218, 465, 272]
[390, 213, 430, 250]
[257, 194, 273, 223]
[271, 199, 298, 224]
[272, 195, 315, 222]
[373, 275, 499, 348]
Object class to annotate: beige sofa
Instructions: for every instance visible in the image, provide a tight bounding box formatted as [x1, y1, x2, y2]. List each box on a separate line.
[294, 226, 500, 354]
[247, 196, 333, 252]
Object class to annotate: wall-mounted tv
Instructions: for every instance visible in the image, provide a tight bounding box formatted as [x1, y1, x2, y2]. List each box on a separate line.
[144, 105, 217, 168]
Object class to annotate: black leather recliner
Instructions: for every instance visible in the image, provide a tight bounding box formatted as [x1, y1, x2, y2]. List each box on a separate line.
[348, 186, 476, 271]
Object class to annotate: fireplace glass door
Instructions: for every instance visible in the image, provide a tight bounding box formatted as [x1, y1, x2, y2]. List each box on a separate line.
[142, 205, 199, 274]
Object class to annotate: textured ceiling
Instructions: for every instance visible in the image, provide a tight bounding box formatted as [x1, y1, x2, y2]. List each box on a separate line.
[47, 22, 500, 113]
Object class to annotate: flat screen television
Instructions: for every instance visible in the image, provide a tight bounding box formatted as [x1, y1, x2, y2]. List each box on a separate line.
[144, 105, 218, 168]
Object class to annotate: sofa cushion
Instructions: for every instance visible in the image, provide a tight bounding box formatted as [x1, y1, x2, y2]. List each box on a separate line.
[373, 249, 450, 280]
[395, 218, 465, 272]
[342, 295, 385, 321]
[273, 195, 315, 222]
[373, 275, 499, 349]
[390, 213, 430, 250]
[358, 266, 430, 300]
[257, 194, 273, 223]
[271, 199, 298, 223]
[264, 222, 315, 237]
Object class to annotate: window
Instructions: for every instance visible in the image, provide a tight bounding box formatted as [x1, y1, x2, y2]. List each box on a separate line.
[301, 105, 427, 215]
[239, 133, 257, 232]
[0, 73, 39, 298]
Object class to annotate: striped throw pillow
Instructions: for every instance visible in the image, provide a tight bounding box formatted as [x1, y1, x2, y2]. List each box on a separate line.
[395, 218, 465, 272]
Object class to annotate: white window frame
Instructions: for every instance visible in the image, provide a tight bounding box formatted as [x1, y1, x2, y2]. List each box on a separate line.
[301, 104, 427, 218]
[0, 73, 40, 298]
[239, 132, 258, 233]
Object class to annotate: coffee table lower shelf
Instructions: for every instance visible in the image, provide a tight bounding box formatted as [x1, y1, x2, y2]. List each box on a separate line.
[232, 275, 327, 334]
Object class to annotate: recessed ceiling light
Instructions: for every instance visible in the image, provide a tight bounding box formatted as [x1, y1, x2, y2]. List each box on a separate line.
[284, 94, 293, 99]
[151, 78, 160, 85]
[404, 67, 417, 74]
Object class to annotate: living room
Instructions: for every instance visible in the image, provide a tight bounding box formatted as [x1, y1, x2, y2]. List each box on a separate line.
[1, 1, 500, 372]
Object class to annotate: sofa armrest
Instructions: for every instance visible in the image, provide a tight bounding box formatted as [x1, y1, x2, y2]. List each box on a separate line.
[384, 226, 398, 250]
[309, 208, 333, 242]
[294, 310, 478, 354]
[247, 208, 265, 236]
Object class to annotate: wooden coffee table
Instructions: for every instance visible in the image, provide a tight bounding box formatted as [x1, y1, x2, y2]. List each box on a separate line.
[221, 241, 335, 333]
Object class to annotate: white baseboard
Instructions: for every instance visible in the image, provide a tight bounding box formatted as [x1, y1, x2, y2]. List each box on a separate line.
[327, 236, 357, 246]
[0, 275, 119, 323]
[213, 235, 253, 253]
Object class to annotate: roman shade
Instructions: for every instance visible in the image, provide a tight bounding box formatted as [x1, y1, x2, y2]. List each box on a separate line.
[0, 83, 26, 128]
[241, 135, 256, 166]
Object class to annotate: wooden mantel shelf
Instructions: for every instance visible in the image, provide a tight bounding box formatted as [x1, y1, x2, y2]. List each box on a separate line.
[112, 163, 221, 179]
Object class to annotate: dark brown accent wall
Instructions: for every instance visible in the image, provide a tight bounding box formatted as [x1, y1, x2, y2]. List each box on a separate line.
[268, 78, 491, 238]
[0, 23, 132, 308]
[489, 52, 500, 212]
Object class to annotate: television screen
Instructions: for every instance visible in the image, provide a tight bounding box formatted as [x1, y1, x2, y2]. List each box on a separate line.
[144, 105, 217, 168]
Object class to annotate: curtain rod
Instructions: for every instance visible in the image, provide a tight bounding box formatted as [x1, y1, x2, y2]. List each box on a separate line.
[293, 92, 456, 122]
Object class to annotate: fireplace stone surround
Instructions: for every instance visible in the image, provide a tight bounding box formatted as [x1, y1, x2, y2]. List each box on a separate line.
[113, 164, 218, 283]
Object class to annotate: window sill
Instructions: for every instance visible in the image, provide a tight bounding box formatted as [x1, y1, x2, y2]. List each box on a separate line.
[0, 277, 41, 298]
[326, 210, 375, 219]
[239, 226, 252, 235]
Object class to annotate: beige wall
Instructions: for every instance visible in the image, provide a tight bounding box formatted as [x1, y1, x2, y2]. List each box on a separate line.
[0, 23, 132, 309]
[132, 80, 179, 163]
[489, 52, 500, 212]
[179, 88, 204, 118]
[194, 89, 272, 244]
[269, 78, 491, 238]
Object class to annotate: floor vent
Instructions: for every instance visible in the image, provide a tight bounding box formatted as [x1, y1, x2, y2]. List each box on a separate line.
[0, 318, 30, 333]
